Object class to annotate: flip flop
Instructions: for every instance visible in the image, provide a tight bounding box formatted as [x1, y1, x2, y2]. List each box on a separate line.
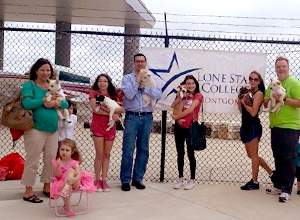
[23, 195, 43, 203]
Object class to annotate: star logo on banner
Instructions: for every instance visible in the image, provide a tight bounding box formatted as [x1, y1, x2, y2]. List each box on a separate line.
[149, 52, 201, 100]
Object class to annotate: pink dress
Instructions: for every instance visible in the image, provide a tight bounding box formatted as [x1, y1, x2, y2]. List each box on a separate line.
[50, 159, 96, 199]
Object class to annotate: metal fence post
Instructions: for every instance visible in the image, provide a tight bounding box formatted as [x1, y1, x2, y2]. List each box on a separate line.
[160, 13, 170, 182]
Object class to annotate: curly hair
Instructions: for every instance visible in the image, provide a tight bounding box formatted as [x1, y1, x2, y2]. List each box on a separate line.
[92, 74, 118, 100]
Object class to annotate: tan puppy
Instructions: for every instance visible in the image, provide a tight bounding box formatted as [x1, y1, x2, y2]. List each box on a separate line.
[140, 70, 156, 107]
[45, 78, 71, 122]
[265, 78, 286, 113]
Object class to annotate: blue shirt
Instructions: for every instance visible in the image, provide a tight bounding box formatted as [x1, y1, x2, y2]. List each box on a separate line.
[122, 72, 162, 112]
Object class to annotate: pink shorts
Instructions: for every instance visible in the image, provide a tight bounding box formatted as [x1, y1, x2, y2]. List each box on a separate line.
[90, 114, 116, 141]
[91, 130, 115, 141]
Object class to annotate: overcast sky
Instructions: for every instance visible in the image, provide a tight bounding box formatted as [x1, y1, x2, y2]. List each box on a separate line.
[142, 0, 300, 39]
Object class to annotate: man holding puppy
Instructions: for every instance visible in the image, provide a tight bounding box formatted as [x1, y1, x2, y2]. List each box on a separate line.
[264, 56, 300, 202]
[120, 53, 162, 191]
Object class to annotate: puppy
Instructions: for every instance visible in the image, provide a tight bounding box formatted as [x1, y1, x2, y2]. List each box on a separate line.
[45, 78, 71, 122]
[140, 70, 156, 107]
[95, 95, 123, 131]
[265, 78, 286, 113]
[173, 84, 187, 123]
[238, 86, 253, 106]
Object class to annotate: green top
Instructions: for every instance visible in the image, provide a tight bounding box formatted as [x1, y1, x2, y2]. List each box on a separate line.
[265, 76, 300, 130]
[21, 81, 68, 133]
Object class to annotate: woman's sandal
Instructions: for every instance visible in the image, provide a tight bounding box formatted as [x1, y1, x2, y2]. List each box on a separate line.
[23, 195, 43, 203]
[63, 205, 76, 218]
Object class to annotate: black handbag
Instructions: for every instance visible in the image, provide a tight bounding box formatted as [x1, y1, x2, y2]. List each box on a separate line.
[188, 121, 207, 151]
[187, 103, 206, 151]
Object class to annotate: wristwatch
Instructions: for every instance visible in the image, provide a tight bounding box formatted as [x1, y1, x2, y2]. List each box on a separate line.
[283, 97, 286, 101]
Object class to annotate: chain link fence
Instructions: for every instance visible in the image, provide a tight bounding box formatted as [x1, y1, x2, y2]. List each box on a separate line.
[1, 24, 300, 186]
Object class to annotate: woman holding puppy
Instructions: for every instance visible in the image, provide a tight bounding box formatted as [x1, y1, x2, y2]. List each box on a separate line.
[89, 74, 124, 192]
[21, 58, 69, 203]
[171, 75, 203, 190]
[238, 71, 273, 190]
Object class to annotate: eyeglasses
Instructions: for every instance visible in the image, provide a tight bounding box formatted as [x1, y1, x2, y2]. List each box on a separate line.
[99, 80, 108, 83]
[249, 77, 260, 82]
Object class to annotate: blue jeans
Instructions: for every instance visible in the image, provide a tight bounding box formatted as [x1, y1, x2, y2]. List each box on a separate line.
[120, 113, 153, 184]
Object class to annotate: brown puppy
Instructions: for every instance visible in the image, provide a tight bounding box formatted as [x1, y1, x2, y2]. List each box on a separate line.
[173, 84, 187, 123]
[238, 86, 253, 106]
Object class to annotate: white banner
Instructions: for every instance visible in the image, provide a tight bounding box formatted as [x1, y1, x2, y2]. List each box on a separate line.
[141, 47, 267, 114]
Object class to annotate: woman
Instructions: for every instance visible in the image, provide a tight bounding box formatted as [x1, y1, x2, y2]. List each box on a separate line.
[171, 75, 203, 190]
[89, 74, 124, 192]
[238, 71, 273, 190]
[21, 58, 68, 203]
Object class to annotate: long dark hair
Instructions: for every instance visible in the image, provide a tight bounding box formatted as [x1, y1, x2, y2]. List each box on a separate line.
[250, 71, 265, 94]
[182, 75, 200, 94]
[57, 139, 82, 163]
[92, 74, 117, 100]
[29, 58, 54, 81]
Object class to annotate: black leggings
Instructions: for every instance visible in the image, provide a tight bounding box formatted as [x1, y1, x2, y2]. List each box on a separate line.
[174, 123, 196, 179]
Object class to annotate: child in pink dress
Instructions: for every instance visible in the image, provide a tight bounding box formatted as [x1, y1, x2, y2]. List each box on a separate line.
[50, 139, 96, 217]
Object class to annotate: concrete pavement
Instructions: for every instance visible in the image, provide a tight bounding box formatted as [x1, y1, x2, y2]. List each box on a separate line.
[1, 179, 300, 220]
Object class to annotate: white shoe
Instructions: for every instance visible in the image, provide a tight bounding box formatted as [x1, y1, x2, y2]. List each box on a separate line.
[184, 179, 195, 190]
[174, 178, 184, 189]
[266, 186, 281, 195]
[279, 192, 291, 203]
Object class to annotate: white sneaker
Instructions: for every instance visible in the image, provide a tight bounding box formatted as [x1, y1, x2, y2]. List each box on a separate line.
[184, 179, 195, 190]
[279, 192, 291, 203]
[174, 178, 184, 189]
[266, 186, 281, 195]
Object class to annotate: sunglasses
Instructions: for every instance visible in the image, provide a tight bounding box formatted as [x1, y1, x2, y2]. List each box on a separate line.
[249, 77, 260, 82]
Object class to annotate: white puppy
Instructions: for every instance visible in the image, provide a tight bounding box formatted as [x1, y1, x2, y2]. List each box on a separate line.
[265, 78, 286, 113]
[140, 70, 156, 107]
[95, 95, 123, 131]
[45, 79, 71, 122]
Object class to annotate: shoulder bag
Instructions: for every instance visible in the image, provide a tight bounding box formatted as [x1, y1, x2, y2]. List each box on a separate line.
[187, 103, 206, 151]
[1, 82, 34, 131]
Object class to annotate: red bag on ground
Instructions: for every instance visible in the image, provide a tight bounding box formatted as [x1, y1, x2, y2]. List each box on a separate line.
[0, 153, 25, 180]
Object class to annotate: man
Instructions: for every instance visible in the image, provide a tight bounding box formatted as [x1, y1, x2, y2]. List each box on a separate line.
[264, 56, 300, 202]
[120, 53, 162, 191]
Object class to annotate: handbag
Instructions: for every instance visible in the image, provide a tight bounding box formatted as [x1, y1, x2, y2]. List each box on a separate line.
[187, 103, 206, 151]
[1, 82, 34, 131]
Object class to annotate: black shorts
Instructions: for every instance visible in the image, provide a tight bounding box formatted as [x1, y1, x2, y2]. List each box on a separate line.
[240, 123, 262, 144]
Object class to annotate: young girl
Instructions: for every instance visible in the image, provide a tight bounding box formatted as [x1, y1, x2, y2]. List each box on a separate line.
[238, 71, 273, 190]
[50, 139, 96, 217]
[171, 75, 203, 190]
[89, 74, 124, 192]
[58, 100, 77, 145]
